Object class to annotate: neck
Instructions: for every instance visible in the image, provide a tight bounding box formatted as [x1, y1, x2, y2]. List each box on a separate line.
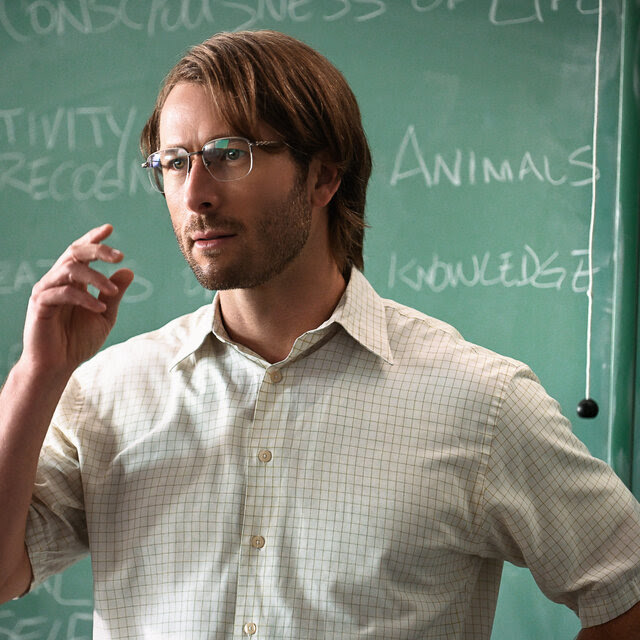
[218, 258, 347, 364]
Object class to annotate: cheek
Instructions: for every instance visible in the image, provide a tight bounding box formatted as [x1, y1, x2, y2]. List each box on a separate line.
[164, 197, 184, 229]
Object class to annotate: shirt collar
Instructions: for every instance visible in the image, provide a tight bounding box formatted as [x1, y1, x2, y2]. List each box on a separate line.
[170, 268, 394, 370]
[169, 302, 216, 371]
[321, 269, 394, 364]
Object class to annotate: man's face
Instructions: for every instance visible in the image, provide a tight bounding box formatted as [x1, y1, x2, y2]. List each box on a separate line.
[159, 82, 313, 291]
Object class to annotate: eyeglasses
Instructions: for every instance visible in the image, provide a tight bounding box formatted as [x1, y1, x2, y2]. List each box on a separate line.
[142, 136, 284, 194]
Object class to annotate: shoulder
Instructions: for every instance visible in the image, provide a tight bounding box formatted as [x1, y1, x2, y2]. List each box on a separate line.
[381, 295, 526, 384]
[74, 303, 213, 385]
[366, 295, 548, 454]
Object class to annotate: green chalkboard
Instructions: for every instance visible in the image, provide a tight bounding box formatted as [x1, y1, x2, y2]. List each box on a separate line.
[1, 1, 639, 638]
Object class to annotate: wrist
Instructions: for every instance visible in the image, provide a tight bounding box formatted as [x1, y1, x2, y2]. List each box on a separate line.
[7, 355, 75, 396]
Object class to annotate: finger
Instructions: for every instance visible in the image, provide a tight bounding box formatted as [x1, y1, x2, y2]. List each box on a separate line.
[58, 262, 120, 296]
[52, 224, 123, 269]
[32, 224, 128, 315]
[32, 283, 108, 316]
[67, 241, 124, 266]
[31, 268, 132, 318]
[73, 223, 115, 246]
[99, 268, 135, 324]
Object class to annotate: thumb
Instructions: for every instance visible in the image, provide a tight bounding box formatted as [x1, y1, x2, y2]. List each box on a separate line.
[100, 268, 135, 324]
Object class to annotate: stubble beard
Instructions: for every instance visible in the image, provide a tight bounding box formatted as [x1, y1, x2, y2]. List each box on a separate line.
[176, 172, 312, 291]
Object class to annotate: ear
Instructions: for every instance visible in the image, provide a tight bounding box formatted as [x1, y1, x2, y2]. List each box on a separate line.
[308, 156, 341, 208]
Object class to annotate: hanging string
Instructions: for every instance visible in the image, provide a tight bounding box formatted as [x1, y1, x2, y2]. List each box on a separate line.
[577, 0, 603, 419]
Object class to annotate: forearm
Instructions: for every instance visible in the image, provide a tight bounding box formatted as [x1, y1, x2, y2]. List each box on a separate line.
[0, 225, 132, 602]
[0, 359, 71, 599]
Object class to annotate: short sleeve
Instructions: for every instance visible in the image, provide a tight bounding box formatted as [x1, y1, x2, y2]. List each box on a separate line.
[24, 375, 89, 589]
[480, 366, 640, 627]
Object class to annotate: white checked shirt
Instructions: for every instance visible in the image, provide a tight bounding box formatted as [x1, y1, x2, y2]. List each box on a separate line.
[26, 269, 640, 639]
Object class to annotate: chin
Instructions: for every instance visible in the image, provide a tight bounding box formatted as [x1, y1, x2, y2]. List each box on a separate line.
[190, 265, 257, 291]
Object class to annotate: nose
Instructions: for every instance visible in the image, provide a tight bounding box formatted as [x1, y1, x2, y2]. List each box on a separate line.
[183, 153, 219, 212]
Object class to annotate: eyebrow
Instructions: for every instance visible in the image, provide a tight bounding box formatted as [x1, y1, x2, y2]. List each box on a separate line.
[160, 133, 239, 150]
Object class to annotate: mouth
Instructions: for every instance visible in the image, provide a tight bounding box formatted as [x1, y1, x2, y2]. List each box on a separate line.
[191, 229, 237, 249]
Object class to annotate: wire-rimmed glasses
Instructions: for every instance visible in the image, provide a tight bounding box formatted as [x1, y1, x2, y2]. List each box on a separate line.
[142, 136, 283, 194]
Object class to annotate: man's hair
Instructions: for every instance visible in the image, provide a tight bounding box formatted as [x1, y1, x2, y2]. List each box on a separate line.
[140, 30, 371, 276]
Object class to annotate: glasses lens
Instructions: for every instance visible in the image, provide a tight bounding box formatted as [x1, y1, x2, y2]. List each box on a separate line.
[146, 152, 164, 193]
[202, 138, 253, 182]
[145, 139, 255, 193]
[161, 148, 189, 193]
[146, 148, 190, 193]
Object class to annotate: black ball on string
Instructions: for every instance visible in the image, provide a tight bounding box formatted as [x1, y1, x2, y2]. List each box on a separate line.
[577, 398, 599, 418]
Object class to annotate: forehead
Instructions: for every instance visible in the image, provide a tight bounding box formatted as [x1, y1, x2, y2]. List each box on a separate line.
[158, 82, 267, 148]
[159, 83, 224, 146]
[159, 83, 228, 147]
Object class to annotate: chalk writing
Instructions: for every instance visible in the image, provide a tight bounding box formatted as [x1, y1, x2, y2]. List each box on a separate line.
[0, 0, 146, 41]
[390, 125, 598, 189]
[214, 0, 387, 30]
[0, 106, 132, 149]
[488, 0, 598, 25]
[388, 247, 598, 294]
[0, 259, 153, 302]
[116, 262, 154, 303]
[0, 259, 54, 295]
[411, 0, 598, 23]
[0, 611, 91, 640]
[0, 611, 53, 640]
[0, 572, 92, 640]
[0, 0, 387, 40]
[0, 106, 149, 201]
[0, 608, 91, 639]
[41, 574, 92, 607]
[0, 0, 598, 41]
[410, 0, 464, 11]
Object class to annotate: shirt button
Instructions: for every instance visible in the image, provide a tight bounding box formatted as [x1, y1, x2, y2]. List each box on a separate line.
[250, 535, 266, 549]
[268, 368, 282, 383]
[243, 622, 257, 635]
[258, 449, 272, 463]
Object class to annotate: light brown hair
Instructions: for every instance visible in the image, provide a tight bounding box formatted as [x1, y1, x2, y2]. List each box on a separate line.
[140, 30, 371, 275]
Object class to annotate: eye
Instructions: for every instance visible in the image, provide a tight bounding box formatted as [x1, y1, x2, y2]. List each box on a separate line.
[159, 149, 188, 172]
[223, 147, 245, 162]
[169, 157, 187, 171]
[203, 138, 250, 166]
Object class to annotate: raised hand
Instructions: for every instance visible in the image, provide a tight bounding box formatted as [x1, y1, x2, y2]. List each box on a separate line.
[21, 224, 134, 377]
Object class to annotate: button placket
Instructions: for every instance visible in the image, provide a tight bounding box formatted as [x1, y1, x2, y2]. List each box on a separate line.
[235, 367, 283, 638]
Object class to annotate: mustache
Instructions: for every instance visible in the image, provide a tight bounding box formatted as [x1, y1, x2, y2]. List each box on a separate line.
[183, 214, 245, 237]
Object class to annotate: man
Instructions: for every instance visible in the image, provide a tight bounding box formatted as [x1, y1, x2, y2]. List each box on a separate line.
[1, 30, 639, 639]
